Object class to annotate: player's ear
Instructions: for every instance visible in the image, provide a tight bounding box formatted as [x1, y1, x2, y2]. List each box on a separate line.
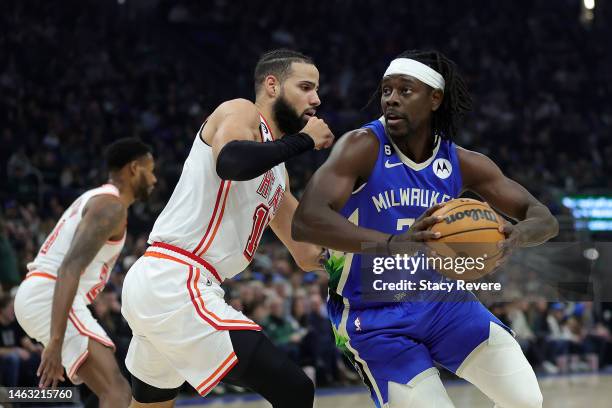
[431, 89, 444, 112]
[128, 160, 139, 176]
[264, 75, 280, 98]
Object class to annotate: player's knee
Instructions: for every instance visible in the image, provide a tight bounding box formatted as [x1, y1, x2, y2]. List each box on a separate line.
[506, 387, 543, 408]
[98, 389, 127, 406]
[458, 323, 543, 408]
[98, 374, 131, 404]
[500, 365, 542, 408]
[389, 369, 455, 408]
[117, 375, 132, 399]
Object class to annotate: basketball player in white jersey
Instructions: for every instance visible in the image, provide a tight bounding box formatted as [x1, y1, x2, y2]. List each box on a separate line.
[121, 49, 333, 407]
[14, 138, 157, 407]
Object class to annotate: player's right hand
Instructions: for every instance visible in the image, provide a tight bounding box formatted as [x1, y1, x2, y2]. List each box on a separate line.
[301, 117, 334, 150]
[37, 341, 65, 388]
[388, 203, 445, 255]
[396, 203, 445, 242]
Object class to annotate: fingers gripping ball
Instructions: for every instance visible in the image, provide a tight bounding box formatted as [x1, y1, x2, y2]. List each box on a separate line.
[427, 198, 504, 280]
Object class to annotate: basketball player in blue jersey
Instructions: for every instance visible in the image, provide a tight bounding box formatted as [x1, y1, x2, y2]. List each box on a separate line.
[292, 50, 558, 408]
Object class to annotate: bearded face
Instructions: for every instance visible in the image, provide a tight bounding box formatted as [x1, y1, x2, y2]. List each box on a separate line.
[134, 171, 153, 201]
[272, 92, 309, 135]
[133, 154, 156, 201]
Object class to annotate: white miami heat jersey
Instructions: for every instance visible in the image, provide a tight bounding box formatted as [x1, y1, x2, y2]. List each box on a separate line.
[27, 184, 126, 304]
[148, 115, 286, 280]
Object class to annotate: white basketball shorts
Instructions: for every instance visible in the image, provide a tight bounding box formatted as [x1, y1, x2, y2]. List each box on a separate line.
[14, 271, 115, 384]
[121, 243, 261, 396]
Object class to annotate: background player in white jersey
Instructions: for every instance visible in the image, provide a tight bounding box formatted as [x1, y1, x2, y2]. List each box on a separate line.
[121, 49, 333, 407]
[14, 138, 157, 407]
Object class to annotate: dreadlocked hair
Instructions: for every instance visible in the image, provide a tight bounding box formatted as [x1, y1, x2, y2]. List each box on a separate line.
[395, 50, 473, 140]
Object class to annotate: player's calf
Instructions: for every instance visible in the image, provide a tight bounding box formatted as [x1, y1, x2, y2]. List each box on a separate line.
[224, 330, 315, 408]
[77, 340, 132, 407]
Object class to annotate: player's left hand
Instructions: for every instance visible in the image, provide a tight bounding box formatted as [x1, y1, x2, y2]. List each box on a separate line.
[37, 341, 65, 388]
[496, 222, 521, 269]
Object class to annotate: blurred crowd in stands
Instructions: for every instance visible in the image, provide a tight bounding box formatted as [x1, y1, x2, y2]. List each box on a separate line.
[1, 0, 612, 397]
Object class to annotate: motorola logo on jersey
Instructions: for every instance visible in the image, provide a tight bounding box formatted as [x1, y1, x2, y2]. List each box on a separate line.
[444, 208, 498, 224]
[433, 158, 452, 179]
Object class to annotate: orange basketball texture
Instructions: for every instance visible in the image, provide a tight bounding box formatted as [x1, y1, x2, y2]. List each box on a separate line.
[427, 198, 505, 280]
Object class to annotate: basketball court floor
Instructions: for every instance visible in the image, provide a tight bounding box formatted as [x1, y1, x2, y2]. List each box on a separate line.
[176, 373, 612, 408]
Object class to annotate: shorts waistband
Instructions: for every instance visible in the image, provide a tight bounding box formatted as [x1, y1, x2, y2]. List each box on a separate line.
[25, 271, 57, 281]
[145, 242, 223, 284]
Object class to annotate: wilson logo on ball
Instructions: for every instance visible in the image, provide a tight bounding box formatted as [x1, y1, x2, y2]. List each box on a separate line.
[444, 209, 498, 224]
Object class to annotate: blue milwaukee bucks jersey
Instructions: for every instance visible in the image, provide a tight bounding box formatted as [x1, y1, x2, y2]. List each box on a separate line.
[325, 117, 463, 310]
[323, 120, 514, 408]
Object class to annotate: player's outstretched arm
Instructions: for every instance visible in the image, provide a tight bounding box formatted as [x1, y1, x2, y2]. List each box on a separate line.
[38, 195, 126, 388]
[292, 129, 392, 253]
[458, 146, 559, 248]
[270, 171, 324, 271]
[210, 99, 334, 181]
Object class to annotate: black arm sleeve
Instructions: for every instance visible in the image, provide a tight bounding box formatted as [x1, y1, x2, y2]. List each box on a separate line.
[215, 132, 314, 181]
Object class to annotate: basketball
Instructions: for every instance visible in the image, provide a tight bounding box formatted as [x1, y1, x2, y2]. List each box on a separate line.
[427, 198, 505, 280]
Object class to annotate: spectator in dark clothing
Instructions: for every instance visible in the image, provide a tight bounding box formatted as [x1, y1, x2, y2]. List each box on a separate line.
[0, 217, 20, 289]
[0, 294, 42, 386]
[305, 292, 339, 386]
[262, 295, 304, 363]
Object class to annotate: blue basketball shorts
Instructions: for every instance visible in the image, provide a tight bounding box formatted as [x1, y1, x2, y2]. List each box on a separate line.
[329, 297, 511, 407]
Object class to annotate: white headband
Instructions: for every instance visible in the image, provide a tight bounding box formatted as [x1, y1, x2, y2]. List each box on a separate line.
[383, 58, 445, 91]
